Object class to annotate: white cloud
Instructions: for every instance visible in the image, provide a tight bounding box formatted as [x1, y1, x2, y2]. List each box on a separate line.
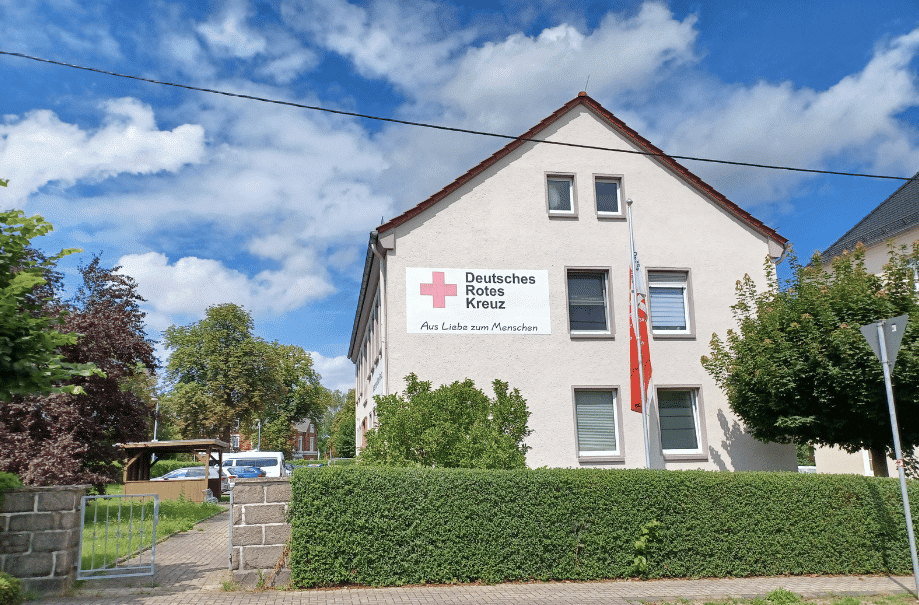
[0, 98, 206, 205]
[196, 0, 267, 58]
[643, 27, 919, 205]
[117, 250, 336, 318]
[308, 350, 354, 392]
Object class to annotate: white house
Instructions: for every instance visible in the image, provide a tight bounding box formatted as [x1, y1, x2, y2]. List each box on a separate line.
[815, 172, 919, 476]
[348, 92, 797, 471]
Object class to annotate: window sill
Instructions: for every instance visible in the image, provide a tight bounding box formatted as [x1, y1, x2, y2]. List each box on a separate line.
[652, 333, 696, 340]
[578, 456, 625, 464]
[548, 212, 578, 219]
[570, 332, 615, 340]
[596, 213, 625, 221]
[662, 452, 708, 462]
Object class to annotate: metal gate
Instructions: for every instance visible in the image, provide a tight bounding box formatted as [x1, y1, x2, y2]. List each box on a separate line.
[77, 494, 159, 580]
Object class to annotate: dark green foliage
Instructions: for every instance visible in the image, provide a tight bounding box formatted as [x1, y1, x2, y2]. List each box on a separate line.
[289, 466, 919, 588]
[796, 443, 815, 466]
[149, 460, 203, 478]
[0, 572, 22, 605]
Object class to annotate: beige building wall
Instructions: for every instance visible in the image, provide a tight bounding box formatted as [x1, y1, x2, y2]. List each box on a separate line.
[354, 103, 796, 471]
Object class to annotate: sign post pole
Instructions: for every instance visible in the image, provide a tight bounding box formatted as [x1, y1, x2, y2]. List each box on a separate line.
[860, 315, 918, 596]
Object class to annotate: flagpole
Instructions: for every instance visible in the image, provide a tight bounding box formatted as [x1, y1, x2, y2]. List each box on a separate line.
[627, 199, 652, 469]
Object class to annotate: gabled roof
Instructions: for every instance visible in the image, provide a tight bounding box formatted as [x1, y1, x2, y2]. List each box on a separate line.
[376, 92, 787, 245]
[350, 93, 788, 361]
[822, 171, 919, 259]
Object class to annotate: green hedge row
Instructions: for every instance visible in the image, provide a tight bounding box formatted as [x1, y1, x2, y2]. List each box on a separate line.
[150, 460, 203, 478]
[289, 467, 919, 588]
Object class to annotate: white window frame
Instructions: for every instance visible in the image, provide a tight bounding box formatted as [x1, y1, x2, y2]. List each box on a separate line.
[657, 387, 708, 461]
[565, 267, 614, 338]
[546, 173, 577, 217]
[572, 387, 624, 462]
[648, 269, 694, 338]
[593, 175, 624, 218]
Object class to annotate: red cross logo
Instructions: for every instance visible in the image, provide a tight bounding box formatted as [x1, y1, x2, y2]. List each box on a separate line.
[420, 271, 457, 308]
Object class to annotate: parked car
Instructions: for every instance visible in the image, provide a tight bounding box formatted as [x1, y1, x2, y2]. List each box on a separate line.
[222, 466, 266, 492]
[153, 466, 228, 493]
[222, 451, 287, 477]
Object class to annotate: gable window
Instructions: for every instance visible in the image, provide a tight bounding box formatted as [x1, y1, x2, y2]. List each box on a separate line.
[547, 175, 575, 215]
[594, 177, 621, 215]
[574, 389, 620, 458]
[658, 389, 703, 455]
[567, 270, 611, 335]
[648, 270, 692, 336]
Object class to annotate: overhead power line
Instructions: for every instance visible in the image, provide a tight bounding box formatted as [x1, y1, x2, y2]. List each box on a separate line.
[1, 49, 915, 183]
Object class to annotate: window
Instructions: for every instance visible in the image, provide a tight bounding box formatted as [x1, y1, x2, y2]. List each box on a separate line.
[309, 435, 315, 451]
[230, 434, 240, 450]
[648, 270, 691, 335]
[567, 270, 611, 334]
[547, 175, 575, 215]
[910, 260, 919, 293]
[574, 389, 620, 457]
[658, 389, 702, 453]
[594, 178, 621, 215]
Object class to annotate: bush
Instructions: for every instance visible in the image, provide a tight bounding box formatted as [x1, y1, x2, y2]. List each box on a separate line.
[0, 572, 22, 605]
[289, 467, 919, 588]
[0, 472, 22, 510]
[150, 460, 203, 478]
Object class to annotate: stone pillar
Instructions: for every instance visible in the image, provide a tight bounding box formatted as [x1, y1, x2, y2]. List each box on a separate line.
[231, 477, 291, 587]
[0, 485, 89, 596]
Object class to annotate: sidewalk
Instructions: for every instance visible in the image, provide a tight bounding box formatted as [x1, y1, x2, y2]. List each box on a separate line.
[51, 509, 918, 605]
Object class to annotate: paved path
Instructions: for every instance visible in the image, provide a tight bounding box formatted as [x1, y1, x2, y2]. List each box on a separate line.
[51, 509, 919, 605]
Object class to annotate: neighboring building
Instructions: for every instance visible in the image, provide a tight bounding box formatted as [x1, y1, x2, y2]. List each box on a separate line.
[291, 421, 319, 460]
[348, 93, 797, 471]
[815, 172, 919, 476]
[228, 420, 318, 459]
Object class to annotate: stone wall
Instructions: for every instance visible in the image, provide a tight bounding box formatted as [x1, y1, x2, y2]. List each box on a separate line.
[230, 477, 291, 587]
[0, 485, 89, 595]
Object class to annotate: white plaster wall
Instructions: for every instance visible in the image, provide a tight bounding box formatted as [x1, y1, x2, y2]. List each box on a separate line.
[371, 105, 796, 471]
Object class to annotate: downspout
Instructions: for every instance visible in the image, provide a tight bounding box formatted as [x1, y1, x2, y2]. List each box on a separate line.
[370, 232, 388, 406]
[772, 240, 791, 266]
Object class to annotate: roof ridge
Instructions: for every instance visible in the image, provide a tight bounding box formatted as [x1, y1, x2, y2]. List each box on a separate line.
[376, 93, 786, 245]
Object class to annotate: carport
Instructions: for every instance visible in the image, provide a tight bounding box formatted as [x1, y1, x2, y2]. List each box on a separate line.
[119, 439, 230, 503]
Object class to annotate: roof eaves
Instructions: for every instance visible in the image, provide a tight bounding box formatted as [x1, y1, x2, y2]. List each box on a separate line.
[347, 232, 378, 362]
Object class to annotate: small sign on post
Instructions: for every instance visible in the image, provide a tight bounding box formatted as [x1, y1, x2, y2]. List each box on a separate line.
[860, 315, 918, 596]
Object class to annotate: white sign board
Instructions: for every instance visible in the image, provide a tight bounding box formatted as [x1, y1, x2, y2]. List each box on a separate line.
[406, 268, 551, 334]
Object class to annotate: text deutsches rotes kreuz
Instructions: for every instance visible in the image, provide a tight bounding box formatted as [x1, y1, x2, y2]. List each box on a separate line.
[462, 272, 536, 309]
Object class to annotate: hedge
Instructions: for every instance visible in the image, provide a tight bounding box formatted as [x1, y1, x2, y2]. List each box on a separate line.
[289, 466, 919, 588]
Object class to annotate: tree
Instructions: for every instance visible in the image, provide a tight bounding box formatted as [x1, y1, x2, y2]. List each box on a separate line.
[162, 304, 325, 446]
[360, 374, 532, 469]
[326, 389, 355, 458]
[0, 210, 101, 401]
[702, 244, 919, 476]
[0, 256, 157, 487]
[162, 303, 274, 440]
[316, 388, 349, 457]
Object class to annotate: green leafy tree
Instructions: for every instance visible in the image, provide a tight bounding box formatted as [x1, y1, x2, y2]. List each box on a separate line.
[360, 374, 531, 469]
[702, 244, 919, 477]
[316, 388, 349, 457]
[327, 389, 355, 458]
[162, 304, 324, 446]
[0, 210, 101, 400]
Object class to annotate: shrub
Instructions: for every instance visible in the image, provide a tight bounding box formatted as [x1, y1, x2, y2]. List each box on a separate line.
[0, 472, 22, 510]
[0, 572, 22, 605]
[289, 466, 919, 588]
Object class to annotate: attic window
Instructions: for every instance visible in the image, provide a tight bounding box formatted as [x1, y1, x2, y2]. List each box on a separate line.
[547, 175, 576, 216]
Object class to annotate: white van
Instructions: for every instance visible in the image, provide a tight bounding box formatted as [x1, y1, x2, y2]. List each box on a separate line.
[221, 451, 288, 477]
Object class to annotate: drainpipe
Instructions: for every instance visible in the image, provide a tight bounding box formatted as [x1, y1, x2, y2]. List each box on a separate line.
[370, 232, 388, 403]
[772, 241, 791, 266]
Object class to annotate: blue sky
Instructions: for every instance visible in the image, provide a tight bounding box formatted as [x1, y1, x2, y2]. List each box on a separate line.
[2, 0, 919, 393]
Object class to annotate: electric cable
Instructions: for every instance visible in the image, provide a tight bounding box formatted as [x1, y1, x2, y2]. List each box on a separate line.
[0, 49, 915, 182]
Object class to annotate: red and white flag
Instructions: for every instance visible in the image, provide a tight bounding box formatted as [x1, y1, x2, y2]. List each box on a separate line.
[629, 263, 653, 413]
